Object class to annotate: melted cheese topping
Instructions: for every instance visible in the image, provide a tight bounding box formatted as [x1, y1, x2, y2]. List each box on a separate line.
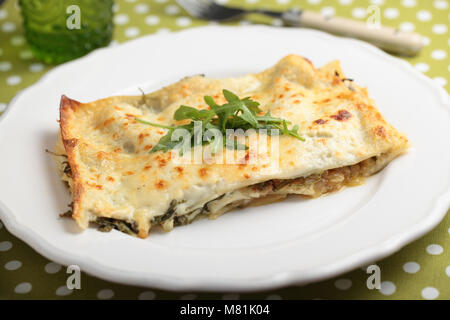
[58, 55, 409, 238]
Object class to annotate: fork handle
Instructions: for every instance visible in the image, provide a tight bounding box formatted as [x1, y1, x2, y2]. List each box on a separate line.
[283, 10, 424, 56]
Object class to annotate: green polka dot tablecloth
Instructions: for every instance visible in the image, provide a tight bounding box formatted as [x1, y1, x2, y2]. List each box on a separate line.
[0, 0, 449, 300]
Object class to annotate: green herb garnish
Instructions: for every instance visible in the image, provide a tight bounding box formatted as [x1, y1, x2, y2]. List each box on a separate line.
[136, 89, 305, 154]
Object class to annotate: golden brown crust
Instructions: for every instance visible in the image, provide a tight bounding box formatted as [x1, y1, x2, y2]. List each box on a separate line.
[59, 96, 86, 227]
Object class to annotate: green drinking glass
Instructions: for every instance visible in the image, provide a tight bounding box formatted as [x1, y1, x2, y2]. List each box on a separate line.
[19, 0, 114, 64]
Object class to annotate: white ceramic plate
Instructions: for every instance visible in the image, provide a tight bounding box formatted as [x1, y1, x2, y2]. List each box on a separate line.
[0, 26, 449, 292]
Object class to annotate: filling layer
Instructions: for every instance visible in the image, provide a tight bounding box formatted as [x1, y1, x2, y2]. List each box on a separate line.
[56, 153, 380, 236]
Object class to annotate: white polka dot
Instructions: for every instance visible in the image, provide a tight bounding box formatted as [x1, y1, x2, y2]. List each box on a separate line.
[370, 0, 384, 5]
[180, 293, 197, 300]
[109, 40, 120, 47]
[125, 27, 140, 38]
[45, 262, 62, 274]
[0, 61, 11, 72]
[0, 241, 12, 251]
[403, 262, 420, 273]
[239, 20, 252, 26]
[352, 8, 366, 19]
[422, 36, 430, 46]
[10, 35, 25, 46]
[145, 15, 160, 26]
[421, 287, 439, 300]
[448, 227, 450, 234]
[307, 0, 321, 4]
[434, 0, 448, 9]
[446, 265, 450, 277]
[402, 0, 417, 7]
[431, 50, 447, 60]
[165, 5, 180, 15]
[384, 8, 399, 19]
[271, 18, 283, 27]
[56, 286, 73, 296]
[400, 22, 415, 32]
[138, 291, 156, 300]
[112, 3, 119, 13]
[334, 278, 352, 290]
[276, 0, 290, 4]
[156, 28, 171, 34]
[0, 103, 6, 113]
[417, 10, 432, 22]
[2, 22, 16, 32]
[156, 0, 168, 3]
[379, 281, 396, 295]
[0, 9, 8, 20]
[321, 7, 335, 18]
[433, 24, 447, 34]
[7, 75, 21, 86]
[125, 0, 137, 2]
[97, 289, 114, 299]
[433, 77, 447, 87]
[29, 63, 44, 73]
[114, 14, 129, 25]
[222, 293, 240, 300]
[135, 3, 150, 14]
[266, 294, 282, 300]
[19, 50, 33, 60]
[245, 0, 259, 3]
[5, 260, 22, 271]
[426, 244, 443, 255]
[339, 0, 353, 5]
[14, 282, 32, 294]
[176, 17, 191, 27]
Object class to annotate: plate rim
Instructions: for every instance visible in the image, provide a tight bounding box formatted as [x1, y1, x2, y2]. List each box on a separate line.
[0, 25, 449, 292]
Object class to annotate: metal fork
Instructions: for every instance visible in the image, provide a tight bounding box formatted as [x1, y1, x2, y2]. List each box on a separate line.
[176, 0, 424, 56]
[176, 0, 285, 21]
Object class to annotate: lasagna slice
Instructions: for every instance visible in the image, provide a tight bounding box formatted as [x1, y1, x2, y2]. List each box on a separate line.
[57, 54, 409, 238]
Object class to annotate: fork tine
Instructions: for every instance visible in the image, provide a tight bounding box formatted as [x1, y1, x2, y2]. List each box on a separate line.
[177, 0, 247, 21]
[176, 0, 212, 18]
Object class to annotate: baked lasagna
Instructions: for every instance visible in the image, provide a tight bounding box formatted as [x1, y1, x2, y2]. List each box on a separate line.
[56, 54, 409, 238]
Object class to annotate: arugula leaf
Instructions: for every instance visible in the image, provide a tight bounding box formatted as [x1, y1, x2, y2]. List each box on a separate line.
[222, 89, 240, 102]
[204, 95, 219, 109]
[242, 97, 262, 113]
[148, 129, 177, 153]
[135, 118, 175, 130]
[174, 106, 214, 121]
[238, 103, 258, 128]
[136, 89, 305, 154]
